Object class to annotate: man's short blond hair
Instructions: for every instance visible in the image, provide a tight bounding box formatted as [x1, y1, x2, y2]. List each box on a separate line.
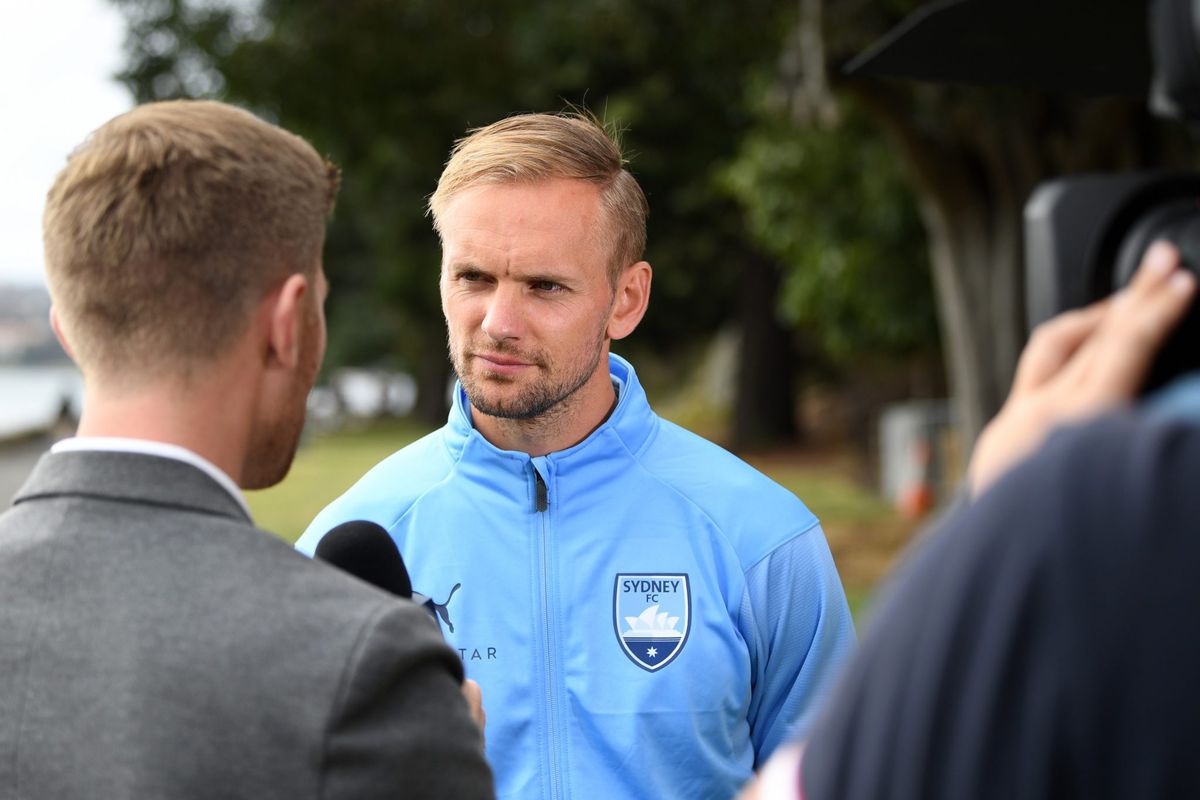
[43, 100, 339, 378]
[428, 113, 648, 283]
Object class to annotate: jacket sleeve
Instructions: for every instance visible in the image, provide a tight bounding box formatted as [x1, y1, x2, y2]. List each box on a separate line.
[320, 600, 495, 800]
[741, 523, 856, 765]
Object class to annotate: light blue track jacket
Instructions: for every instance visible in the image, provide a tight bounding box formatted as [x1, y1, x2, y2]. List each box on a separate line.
[298, 354, 855, 800]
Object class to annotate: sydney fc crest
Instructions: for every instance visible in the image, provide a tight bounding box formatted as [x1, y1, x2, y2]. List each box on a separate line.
[614, 573, 690, 672]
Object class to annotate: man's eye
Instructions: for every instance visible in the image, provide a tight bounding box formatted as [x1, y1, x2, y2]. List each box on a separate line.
[531, 281, 563, 292]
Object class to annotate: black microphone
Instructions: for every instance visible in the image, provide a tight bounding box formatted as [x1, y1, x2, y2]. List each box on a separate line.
[314, 520, 413, 599]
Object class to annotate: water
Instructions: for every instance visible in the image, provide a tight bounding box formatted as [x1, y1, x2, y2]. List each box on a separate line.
[0, 364, 83, 439]
[0, 364, 419, 440]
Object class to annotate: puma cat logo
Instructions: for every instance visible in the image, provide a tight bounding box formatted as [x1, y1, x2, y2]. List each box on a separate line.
[430, 583, 461, 633]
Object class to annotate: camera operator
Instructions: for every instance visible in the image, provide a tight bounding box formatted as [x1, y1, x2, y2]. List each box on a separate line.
[734, 0, 1200, 793]
[738, 242, 1200, 798]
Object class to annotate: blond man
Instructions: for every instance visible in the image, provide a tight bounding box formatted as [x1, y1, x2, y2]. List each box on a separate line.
[0, 100, 493, 799]
[300, 113, 854, 799]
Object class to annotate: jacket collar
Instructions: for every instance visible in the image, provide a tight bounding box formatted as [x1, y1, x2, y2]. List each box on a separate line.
[443, 353, 659, 467]
[51, 436, 250, 518]
[13, 450, 252, 524]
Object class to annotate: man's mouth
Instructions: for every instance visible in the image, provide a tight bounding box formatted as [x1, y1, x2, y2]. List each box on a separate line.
[473, 352, 536, 374]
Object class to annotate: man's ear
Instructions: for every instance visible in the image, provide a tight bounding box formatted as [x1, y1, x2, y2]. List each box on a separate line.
[49, 306, 77, 362]
[263, 274, 310, 370]
[607, 261, 652, 341]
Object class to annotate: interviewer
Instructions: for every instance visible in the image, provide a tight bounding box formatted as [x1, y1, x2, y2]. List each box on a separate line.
[0, 100, 493, 799]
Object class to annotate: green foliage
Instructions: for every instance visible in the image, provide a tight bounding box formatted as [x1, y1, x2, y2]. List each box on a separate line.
[108, 0, 942, 425]
[109, 0, 793, 398]
[722, 106, 939, 361]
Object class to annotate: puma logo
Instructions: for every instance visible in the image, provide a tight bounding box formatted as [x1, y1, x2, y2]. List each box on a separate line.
[430, 583, 461, 633]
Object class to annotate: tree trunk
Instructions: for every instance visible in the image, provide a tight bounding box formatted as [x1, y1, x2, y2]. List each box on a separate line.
[413, 333, 453, 426]
[845, 83, 1186, 454]
[918, 161, 1027, 447]
[732, 249, 799, 451]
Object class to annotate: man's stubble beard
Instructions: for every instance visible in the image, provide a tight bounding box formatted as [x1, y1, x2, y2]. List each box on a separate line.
[241, 380, 305, 490]
[450, 326, 608, 423]
[242, 304, 322, 490]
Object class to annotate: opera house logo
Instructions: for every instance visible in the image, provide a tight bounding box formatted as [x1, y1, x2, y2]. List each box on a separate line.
[613, 573, 691, 671]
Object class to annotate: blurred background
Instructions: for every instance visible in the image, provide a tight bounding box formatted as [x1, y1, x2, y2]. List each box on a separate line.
[3, 0, 1193, 616]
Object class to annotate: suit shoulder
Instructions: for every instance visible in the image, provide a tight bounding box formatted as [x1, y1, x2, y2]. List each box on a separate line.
[320, 589, 492, 798]
[234, 528, 454, 661]
[206, 518, 406, 622]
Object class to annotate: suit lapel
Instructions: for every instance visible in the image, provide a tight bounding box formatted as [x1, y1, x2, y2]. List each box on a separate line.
[13, 451, 251, 524]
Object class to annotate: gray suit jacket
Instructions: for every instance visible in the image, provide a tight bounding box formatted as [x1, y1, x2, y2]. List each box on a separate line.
[0, 451, 494, 799]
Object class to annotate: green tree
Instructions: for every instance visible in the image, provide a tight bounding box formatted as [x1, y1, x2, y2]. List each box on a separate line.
[722, 104, 938, 365]
[759, 0, 1194, 448]
[116, 0, 555, 421]
[111, 0, 808, 445]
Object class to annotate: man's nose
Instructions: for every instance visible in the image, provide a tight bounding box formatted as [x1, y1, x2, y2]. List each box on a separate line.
[481, 285, 525, 341]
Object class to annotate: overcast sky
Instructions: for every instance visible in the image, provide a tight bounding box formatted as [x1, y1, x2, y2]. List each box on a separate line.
[0, 0, 132, 287]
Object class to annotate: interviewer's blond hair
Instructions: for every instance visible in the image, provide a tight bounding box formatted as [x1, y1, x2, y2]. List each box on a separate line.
[43, 100, 340, 379]
[428, 112, 648, 283]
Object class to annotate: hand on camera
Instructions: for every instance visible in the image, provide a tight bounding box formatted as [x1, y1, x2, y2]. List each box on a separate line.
[968, 241, 1196, 496]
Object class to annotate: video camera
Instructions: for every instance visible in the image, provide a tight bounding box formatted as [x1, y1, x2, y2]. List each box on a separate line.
[1025, 0, 1200, 392]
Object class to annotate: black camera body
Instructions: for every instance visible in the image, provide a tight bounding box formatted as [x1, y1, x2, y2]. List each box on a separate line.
[1024, 0, 1200, 393]
[1025, 171, 1200, 392]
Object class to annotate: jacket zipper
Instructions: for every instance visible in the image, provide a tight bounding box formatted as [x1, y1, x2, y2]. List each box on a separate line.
[533, 461, 563, 799]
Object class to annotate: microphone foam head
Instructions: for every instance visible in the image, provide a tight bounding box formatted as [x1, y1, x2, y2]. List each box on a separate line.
[313, 520, 413, 599]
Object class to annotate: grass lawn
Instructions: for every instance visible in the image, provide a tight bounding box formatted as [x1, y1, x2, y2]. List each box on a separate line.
[250, 420, 918, 621]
